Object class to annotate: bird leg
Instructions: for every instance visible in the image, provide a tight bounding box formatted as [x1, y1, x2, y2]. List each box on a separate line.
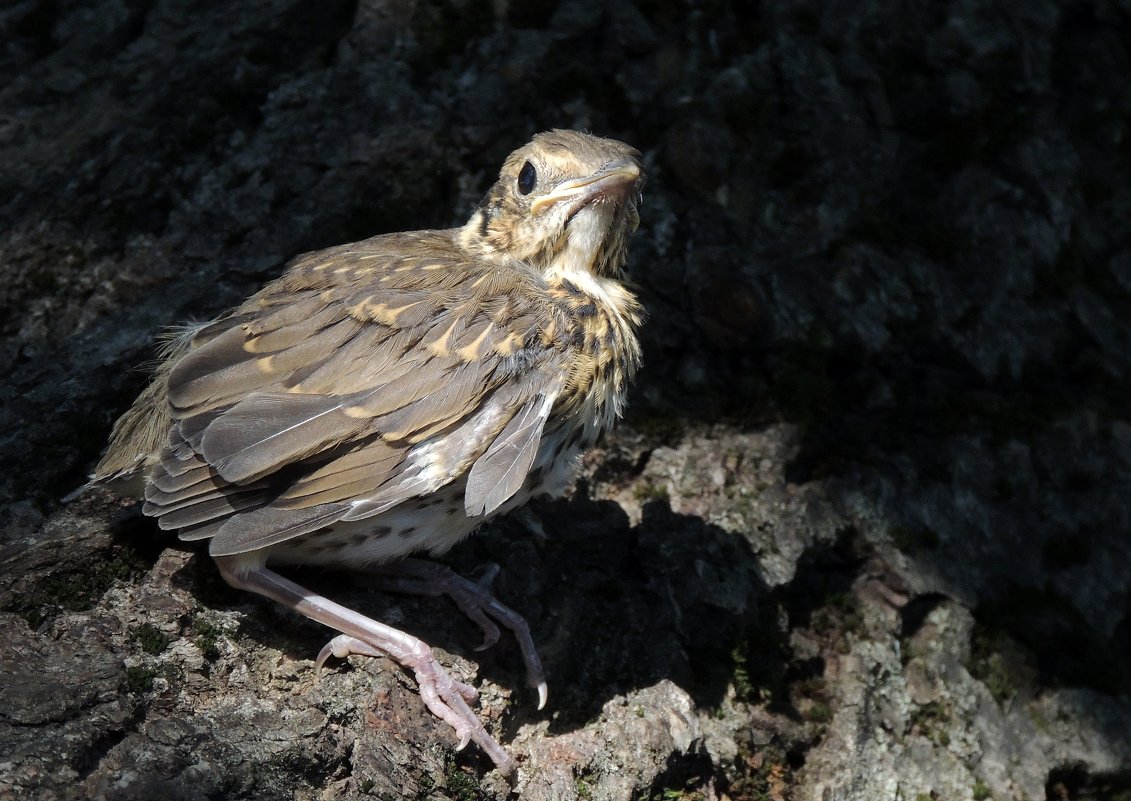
[214, 556, 516, 775]
[367, 558, 548, 710]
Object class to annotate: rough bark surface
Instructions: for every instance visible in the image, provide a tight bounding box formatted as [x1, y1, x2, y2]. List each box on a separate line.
[2, 1, 1130, 799]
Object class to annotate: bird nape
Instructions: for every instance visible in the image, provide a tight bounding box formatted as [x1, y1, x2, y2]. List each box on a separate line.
[90, 129, 646, 775]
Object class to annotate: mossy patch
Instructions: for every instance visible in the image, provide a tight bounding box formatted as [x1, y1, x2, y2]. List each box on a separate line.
[653, 788, 706, 801]
[725, 742, 794, 801]
[968, 627, 1021, 704]
[444, 758, 486, 801]
[805, 701, 832, 724]
[125, 665, 158, 694]
[135, 622, 171, 654]
[8, 545, 146, 628]
[634, 481, 671, 503]
[909, 700, 952, 747]
[193, 618, 226, 661]
[730, 645, 756, 702]
[809, 591, 863, 639]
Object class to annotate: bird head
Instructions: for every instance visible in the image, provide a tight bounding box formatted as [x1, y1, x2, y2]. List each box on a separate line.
[462, 130, 644, 278]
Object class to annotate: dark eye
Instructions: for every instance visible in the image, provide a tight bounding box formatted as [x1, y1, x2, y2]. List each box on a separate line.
[517, 161, 537, 195]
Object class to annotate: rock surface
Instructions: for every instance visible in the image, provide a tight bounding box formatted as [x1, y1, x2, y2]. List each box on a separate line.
[2, 1, 1130, 799]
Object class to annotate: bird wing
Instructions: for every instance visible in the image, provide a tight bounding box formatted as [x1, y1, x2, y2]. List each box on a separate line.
[142, 231, 573, 555]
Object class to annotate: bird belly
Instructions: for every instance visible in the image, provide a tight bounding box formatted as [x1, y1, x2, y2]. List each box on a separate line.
[265, 482, 481, 568]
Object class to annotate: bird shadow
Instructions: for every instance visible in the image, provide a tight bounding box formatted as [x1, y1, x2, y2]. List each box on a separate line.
[154, 493, 797, 750]
[481, 496, 776, 735]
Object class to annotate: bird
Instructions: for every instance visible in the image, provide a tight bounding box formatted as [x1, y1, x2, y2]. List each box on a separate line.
[90, 129, 645, 774]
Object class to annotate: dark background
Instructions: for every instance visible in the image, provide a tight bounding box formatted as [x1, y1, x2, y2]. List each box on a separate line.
[1, 1, 1130, 799]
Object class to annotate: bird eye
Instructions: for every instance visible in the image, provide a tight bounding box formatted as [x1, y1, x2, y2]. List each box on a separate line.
[517, 161, 537, 195]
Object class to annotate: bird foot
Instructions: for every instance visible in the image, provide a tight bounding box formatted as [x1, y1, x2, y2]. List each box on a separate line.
[372, 558, 548, 709]
[315, 634, 511, 770]
[216, 558, 516, 774]
[315, 634, 478, 703]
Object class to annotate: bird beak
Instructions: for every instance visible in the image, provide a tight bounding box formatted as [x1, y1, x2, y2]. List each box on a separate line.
[531, 159, 642, 216]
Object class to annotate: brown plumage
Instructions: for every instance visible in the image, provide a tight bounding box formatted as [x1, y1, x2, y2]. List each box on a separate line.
[92, 129, 645, 773]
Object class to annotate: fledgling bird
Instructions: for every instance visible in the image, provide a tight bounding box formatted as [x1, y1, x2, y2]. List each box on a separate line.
[91, 129, 645, 774]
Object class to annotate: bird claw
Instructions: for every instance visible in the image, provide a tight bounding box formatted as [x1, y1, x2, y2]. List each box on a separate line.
[312, 635, 507, 767]
[410, 653, 511, 770]
[315, 634, 384, 674]
[470, 612, 502, 652]
[374, 559, 547, 706]
[315, 634, 480, 703]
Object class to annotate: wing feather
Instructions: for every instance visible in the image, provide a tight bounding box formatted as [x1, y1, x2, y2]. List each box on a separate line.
[207, 504, 353, 556]
[145, 488, 268, 530]
[196, 392, 369, 484]
[276, 439, 403, 506]
[373, 360, 489, 441]
[169, 316, 360, 413]
[139, 231, 574, 554]
[465, 390, 559, 516]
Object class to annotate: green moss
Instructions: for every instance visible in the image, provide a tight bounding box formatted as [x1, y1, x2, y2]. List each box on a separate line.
[806, 701, 832, 723]
[634, 482, 670, 503]
[726, 742, 793, 801]
[576, 779, 593, 801]
[193, 618, 225, 661]
[8, 546, 146, 628]
[135, 623, 170, 655]
[730, 646, 755, 702]
[653, 786, 705, 801]
[972, 781, 993, 800]
[910, 701, 953, 747]
[810, 592, 863, 637]
[126, 665, 157, 693]
[968, 631, 1017, 704]
[444, 760, 484, 801]
[411, 771, 435, 801]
